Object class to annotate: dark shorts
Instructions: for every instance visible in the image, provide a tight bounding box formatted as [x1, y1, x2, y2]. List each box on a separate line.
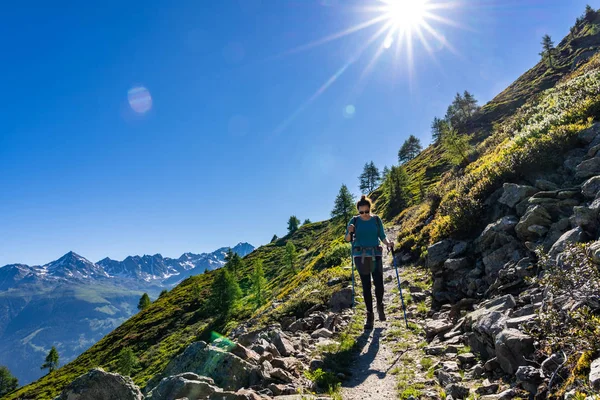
[353, 255, 383, 275]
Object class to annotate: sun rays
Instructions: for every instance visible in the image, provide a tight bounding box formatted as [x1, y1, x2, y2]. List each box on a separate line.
[271, 0, 464, 136]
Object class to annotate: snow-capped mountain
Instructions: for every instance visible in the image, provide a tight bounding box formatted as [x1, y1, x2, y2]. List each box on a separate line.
[0, 242, 254, 290]
[0, 242, 254, 385]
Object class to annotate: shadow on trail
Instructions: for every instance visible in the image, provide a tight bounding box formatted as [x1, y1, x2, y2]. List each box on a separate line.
[341, 327, 387, 389]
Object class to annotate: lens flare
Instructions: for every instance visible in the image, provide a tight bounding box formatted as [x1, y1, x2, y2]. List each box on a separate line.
[127, 86, 152, 114]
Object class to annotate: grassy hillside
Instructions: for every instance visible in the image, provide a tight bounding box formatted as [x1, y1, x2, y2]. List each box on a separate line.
[372, 11, 600, 215]
[373, 12, 600, 258]
[5, 220, 352, 400]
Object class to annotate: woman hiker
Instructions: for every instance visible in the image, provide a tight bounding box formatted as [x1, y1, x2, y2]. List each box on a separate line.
[345, 195, 394, 329]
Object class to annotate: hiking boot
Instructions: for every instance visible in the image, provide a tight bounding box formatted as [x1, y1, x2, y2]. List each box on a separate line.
[377, 303, 386, 321]
[364, 312, 374, 330]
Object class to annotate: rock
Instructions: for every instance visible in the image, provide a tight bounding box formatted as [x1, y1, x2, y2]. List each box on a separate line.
[55, 368, 143, 400]
[323, 314, 341, 332]
[495, 329, 535, 375]
[484, 357, 500, 372]
[579, 122, 600, 144]
[435, 369, 461, 386]
[480, 389, 517, 400]
[327, 277, 343, 286]
[548, 227, 587, 258]
[576, 157, 600, 179]
[146, 373, 221, 400]
[482, 243, 523, 283]
[449, 241, 468, 258]
[152, 341, 260, 392]
[590, 357, 600, 390]
[424, 319, 454, 339]
[442, 361, 460, 372]
[265, 342, 282, 358]
[516, 366, 544, 394]
[515, 205, 552, 241]
[506, 314, 537, 329]
[445, 383, 470, 399]
[427, 240, 454, 270]
[268, 383, 297, 396]
[444, 258, 471, 271]
[476, 216, 519, 251]
[271, 368, 294, 383]
[310, 328, 333, 339]
[328, 287, 353, 311]
[309, 359, 324, 371]
[588, 241, 600, 264]
[473, 311, 508, 338]
[582, 176, 600, 198]
[570, 206, 599, 231]
[424, 345, 445, 355]
[476, 380, 500, 395]
[272, 331, 295, 357]
[499, 183, 538, 208]
[535, 179, 559, 191]
[457, 353, 477, 366]
[465, 295, 516, 327]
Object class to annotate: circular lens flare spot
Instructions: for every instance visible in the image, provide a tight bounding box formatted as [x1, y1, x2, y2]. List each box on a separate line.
[128, 86, 152, 114]
[343, 104, 356, 118]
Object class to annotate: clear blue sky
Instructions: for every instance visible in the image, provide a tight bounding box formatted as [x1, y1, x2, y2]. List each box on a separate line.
[0, 0, 594, 266]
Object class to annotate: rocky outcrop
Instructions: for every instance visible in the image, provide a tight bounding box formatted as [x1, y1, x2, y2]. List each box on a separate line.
[591, 357, 600, 390]
[145, 373, 220, 400]
[55, 368, 144, 400]
[151, 341, 261, 392]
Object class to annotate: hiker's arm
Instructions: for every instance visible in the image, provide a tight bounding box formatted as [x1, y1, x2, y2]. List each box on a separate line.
[345, 221, 354, 242]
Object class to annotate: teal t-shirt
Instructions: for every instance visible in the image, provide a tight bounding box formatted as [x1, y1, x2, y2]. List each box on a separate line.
[346, 215, 387, 257]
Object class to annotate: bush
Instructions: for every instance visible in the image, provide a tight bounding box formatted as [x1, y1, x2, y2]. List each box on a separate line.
[529, 243, 600, 395]
[304, 368, 340, 393]
[319, 243, 351, 270]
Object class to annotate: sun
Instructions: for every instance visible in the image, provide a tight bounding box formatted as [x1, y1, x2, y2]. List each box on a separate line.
[383, 0, 428, 30]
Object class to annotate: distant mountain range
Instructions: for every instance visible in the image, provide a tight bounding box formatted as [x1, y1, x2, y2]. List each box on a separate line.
[0, 242, 254, 386]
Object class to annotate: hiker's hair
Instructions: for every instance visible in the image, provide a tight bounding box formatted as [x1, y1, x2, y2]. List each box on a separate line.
[356, 195, 372, 210]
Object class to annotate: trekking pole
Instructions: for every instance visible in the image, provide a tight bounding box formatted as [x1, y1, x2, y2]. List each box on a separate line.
[391, 249, 409, 329]
[350, 230, 356, 308]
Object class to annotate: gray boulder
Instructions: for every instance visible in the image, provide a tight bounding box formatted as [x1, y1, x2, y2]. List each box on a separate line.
[146, 373, 220, 400]
[588, 241, 600, 264]
[515, 205, 552, 241]
[152, 341, 260, 392]
[571, 206, 599, 233]
[494, 329, 535, 375]
[548, 227, 587, 258]
[579, 122, 600, 144]
[576, 158, 600, 179]
[55, 368, 143, 400]
[424, 319, 454, 339]
[427, 240, 454, 270]
[310, 328, 333, 339]
[516, 366, 544, 394]
[445, 383, 470, 399]
[535, 179, 559, 191]
[272, 331, 295, 357]
[476, 216, 519, 251]
[498, 183, 538, 208]
[582, 176, 600, 198]
[590, 357, 600, 390]
[444, 258, 470, 271]
[328, 287, 352, 311]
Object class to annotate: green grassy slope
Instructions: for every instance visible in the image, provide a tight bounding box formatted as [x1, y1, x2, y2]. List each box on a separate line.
[5, 220, 351, 400]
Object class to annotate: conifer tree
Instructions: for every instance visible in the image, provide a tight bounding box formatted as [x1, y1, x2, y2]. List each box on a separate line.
[251, 259, 267, 307]
[285, 241, 297, 273]
[540, 34, 556, 68]
[271, 234, 278, 243]
[441, 127, 472, 166]
[386, 166, 411, 214]
[116, 347, 138, 376]
[137, 293, 151, 311]
[431, 117, 448, 143]
[0, 366, 18, 396]
[358, 162, 381, 193]
[331, 184, 355, 222]
[398, 135, 422, 164]
[302, 219, 312, 225]
[287, 216, 300, 234]
[41, 346, 59, 374]
[209, 269, 242, 317]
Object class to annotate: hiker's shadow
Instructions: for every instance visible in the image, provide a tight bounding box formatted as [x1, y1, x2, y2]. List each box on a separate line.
[343, 327, 388, 388]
